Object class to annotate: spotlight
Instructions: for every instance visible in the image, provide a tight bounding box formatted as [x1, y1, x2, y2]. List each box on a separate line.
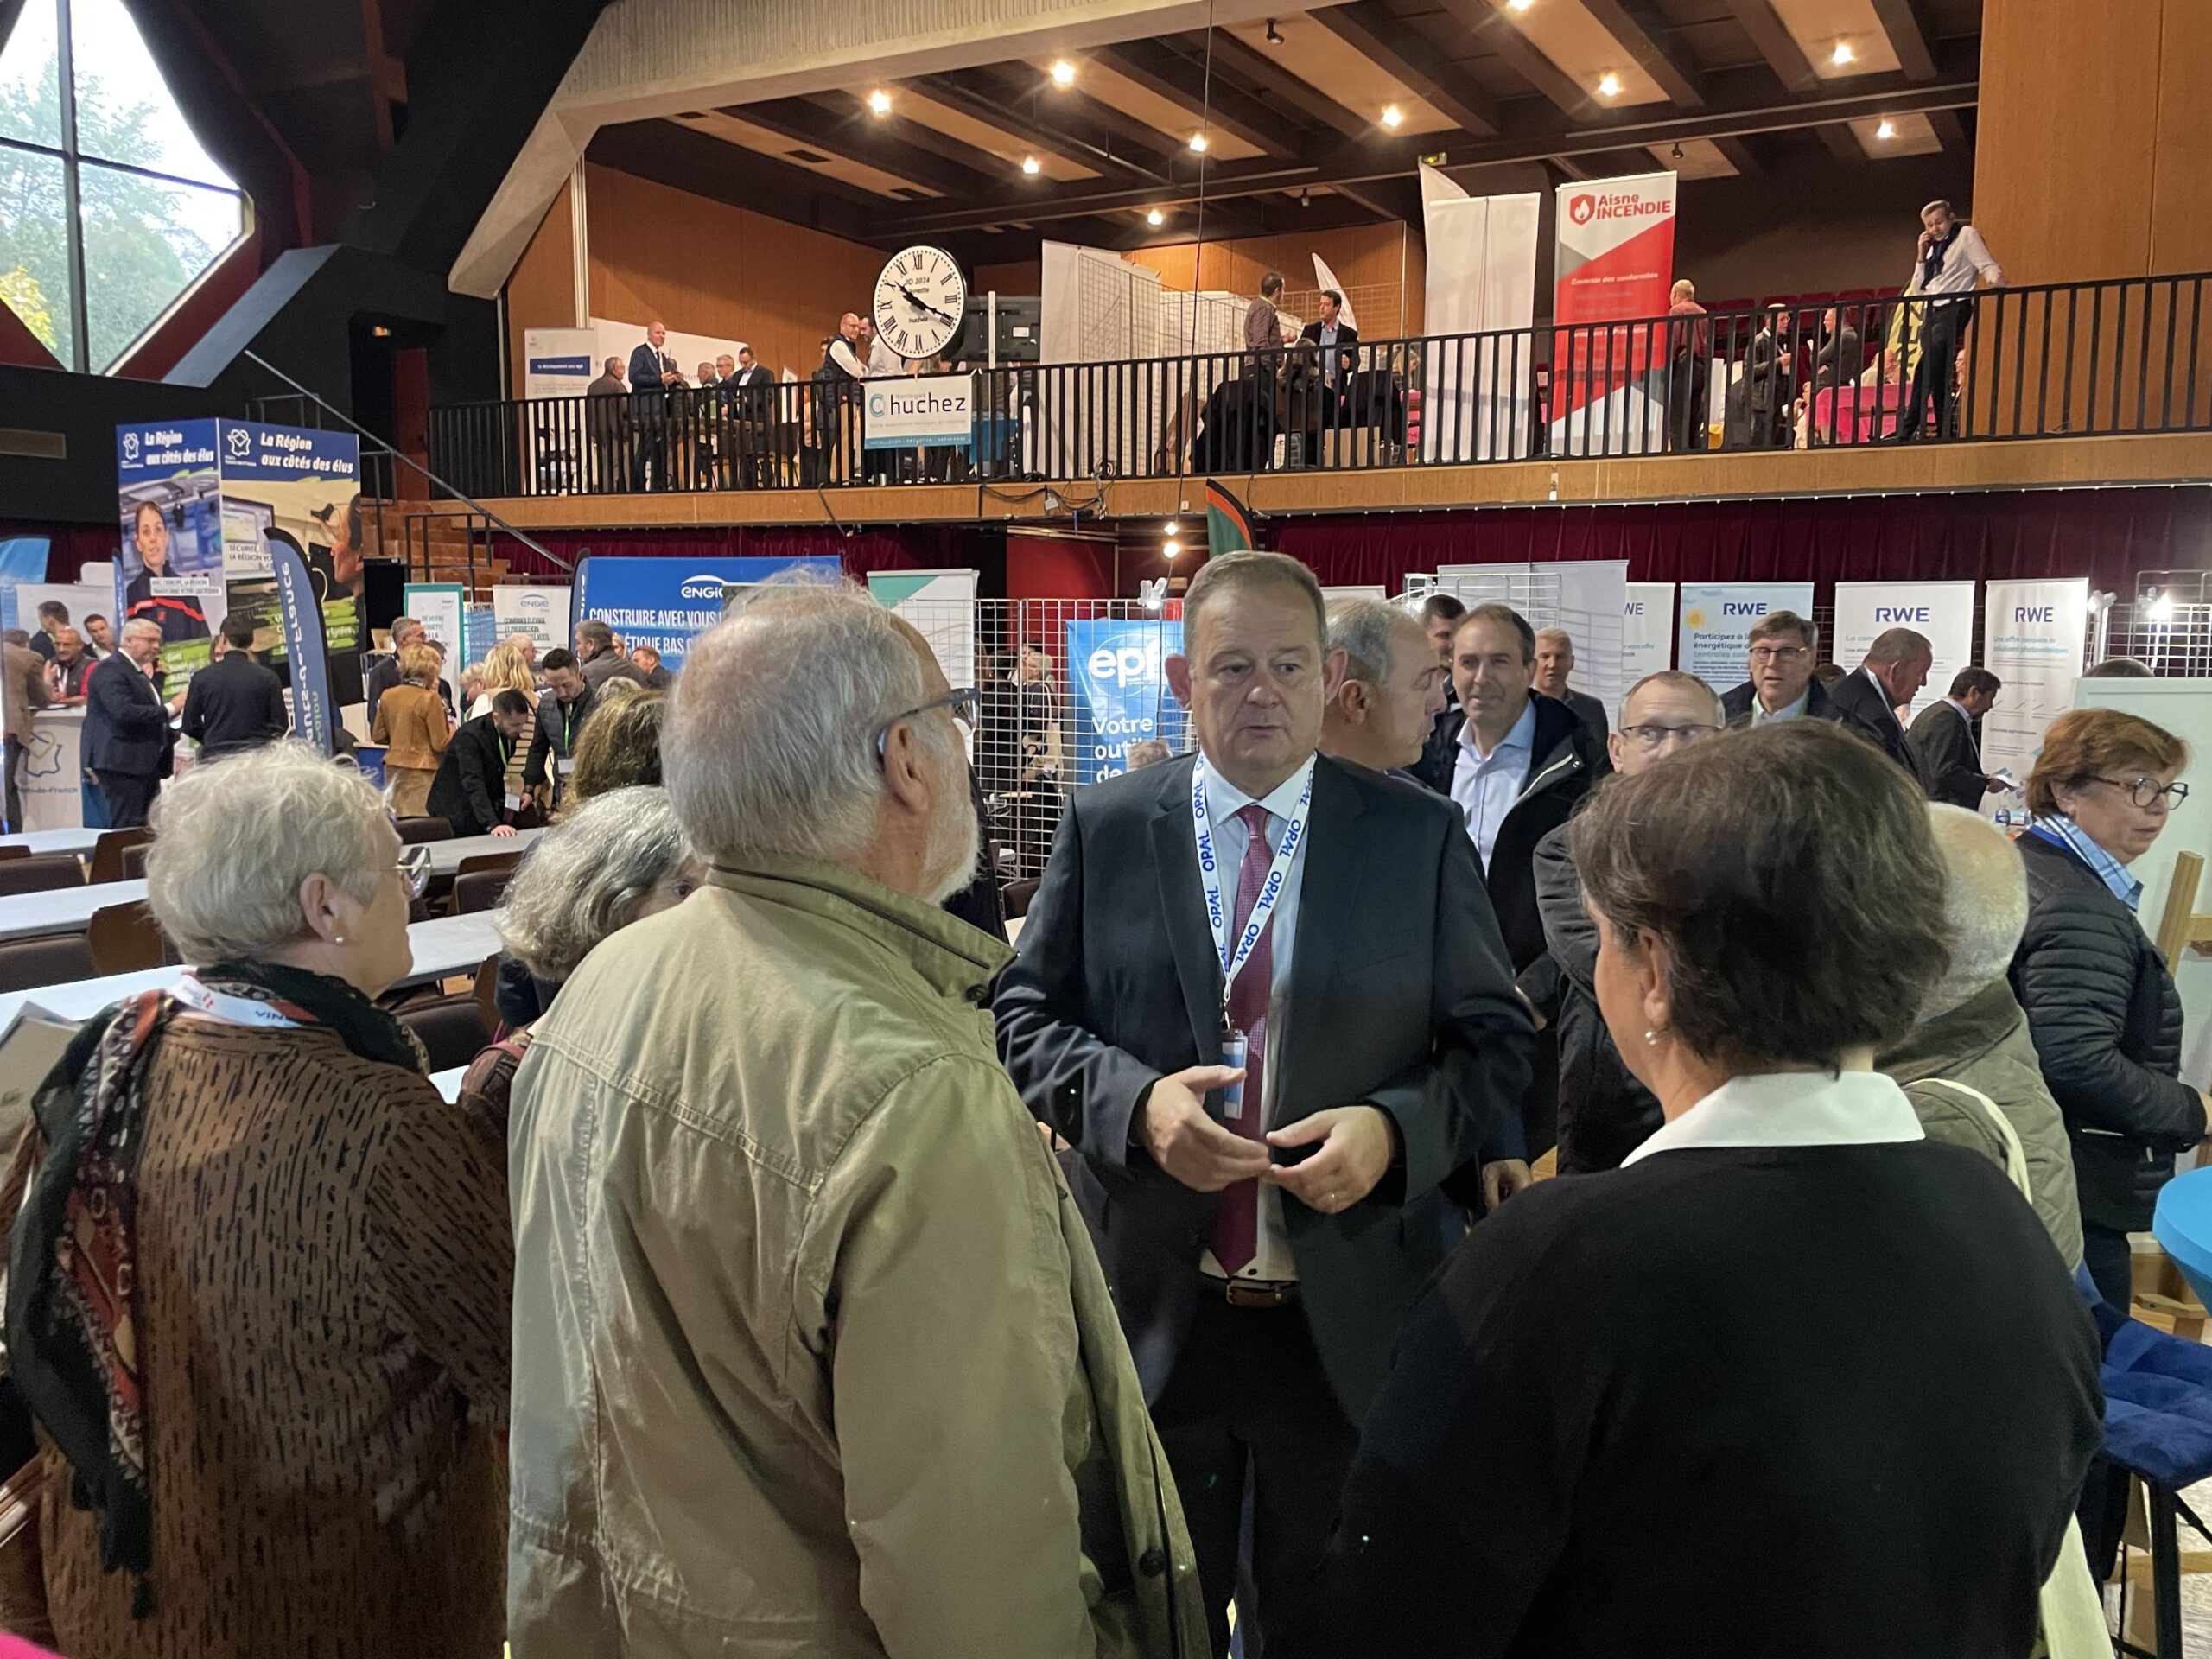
[1189, 132, 1209, 153]
[868, 90, 892, 116]
[1300, 186, 1312, 207]
[1670, 142, 1683, 160]
[2150, 590, 2177, 624]
[1163, 520, 1180, 535]
[1875, 118, 1896, 140]
[1831, 40, 1855, 67]
[1022, 156, 1041, 175]
[1264, 17, 1284, 43]
[1050, 59, 1076, 87]
[1164, 538, 1182, 559]
[1381, 104, 1404, 130]
[1146, 207, 1165, 226]
[1509, 0, 1532, 10]
[1597, 72, 1621, 98]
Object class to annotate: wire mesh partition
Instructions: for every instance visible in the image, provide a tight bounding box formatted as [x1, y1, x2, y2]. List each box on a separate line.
[427, 272, 2212, 500]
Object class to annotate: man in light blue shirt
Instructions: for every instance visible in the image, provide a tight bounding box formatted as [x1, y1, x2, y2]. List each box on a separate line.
[1453, 698, 1535, 873]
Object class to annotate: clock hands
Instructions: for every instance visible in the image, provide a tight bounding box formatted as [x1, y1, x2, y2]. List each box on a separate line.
[896, 283, 959, 327]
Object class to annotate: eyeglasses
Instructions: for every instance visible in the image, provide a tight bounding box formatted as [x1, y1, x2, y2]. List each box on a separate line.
[874, 688, 981, 757]
[2095, 775, 2190, 810]
[396, 844, 432, 900]
[1623, 721, 1722, 751]
[1747, 645, 1808, 663]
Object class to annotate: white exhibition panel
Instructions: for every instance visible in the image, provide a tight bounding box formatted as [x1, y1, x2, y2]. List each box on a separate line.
[1981, 578, 2089, 811]
[1832, 581, 1977, 725]
[1435, 561, 1628, 725]
[1623, 583, 1675, 684]
[20, 709, 84, 830]
[1676, 583, 1814, 690]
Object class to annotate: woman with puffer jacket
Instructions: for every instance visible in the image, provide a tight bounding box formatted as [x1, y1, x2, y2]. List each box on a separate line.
[2012, 706, 2208, 1313]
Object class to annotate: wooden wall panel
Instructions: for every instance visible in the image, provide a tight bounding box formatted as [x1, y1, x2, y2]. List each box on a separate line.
[2151, 0, 2212, 276]
[975, 259, 1043, 296]
[582, 164, 887, 381]
[505, 187, 577, 396]
[1125, 222, 1415, 336]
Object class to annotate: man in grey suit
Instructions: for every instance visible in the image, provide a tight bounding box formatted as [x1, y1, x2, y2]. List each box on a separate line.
[1908, 665, 2005, 808]
[995, 550, 1535, 1657]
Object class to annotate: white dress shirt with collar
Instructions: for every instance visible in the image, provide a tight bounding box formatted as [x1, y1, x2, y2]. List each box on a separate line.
[1621, 1068, 1926, 1166]
[1908, 224, 2005, 296]
[827, 337, 867, 380]
[1195, 753, 1315, 1285]
[1319, 321, 1341, 387]
[1451, 697, 1537, 873]
[1751, 685, 1812, 725]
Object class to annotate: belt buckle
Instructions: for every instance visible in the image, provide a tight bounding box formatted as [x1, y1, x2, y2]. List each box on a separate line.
[1215, 1276, 1296, 1309]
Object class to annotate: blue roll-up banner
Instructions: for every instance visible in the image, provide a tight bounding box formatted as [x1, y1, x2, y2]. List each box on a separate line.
[267, 531, 333, 753]
[573, 555, 842, 671]
[1065, 617, 1189, 785]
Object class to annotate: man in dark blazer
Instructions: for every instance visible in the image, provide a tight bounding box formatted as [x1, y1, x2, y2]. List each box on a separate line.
[1829, 626, 1934, 788]
[180, 614, 288, 760]
[82, 616, 176, 828]
[1299, 289, 1360, 426]
[627, 321, 685, 491]
[428, 691, 532, 836]
[1531, 625, 1610, 754]
[1719, 608, 1847, 729]
[996, 551, 1535, 1658]
[718, 345, 776, 486]
[1909, 664, 2004, 808]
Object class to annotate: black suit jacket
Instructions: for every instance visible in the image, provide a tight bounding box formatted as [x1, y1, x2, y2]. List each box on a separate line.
[82, 652, 174, 779]
[1827, 666, 1929, 787]
[427, 715, 512, 837]
[995, 753, 1536, 1420]
[179, 651, 287, 758]
[1299, 320, 1360, 385]
[1908, 700, 1986, 808]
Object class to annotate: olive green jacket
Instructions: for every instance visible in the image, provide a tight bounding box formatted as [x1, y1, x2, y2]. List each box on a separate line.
[1880, 977, 2086, 1271]
[506, 855, 1209, 1658]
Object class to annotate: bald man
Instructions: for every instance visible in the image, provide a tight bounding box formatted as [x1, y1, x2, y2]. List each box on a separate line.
[628, 321, 686, 490]
[1319, 598, 1449, 779]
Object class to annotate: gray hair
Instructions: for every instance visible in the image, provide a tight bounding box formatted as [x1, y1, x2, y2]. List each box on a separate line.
[1328, 597, 1421, 685]
[665, 580, 930, 864]
[1866, 626, 1933, 667]
[122, 617, 162, 643]
[1923, 804, 2029, 1014]
[499, 786, 696, 982]
[146, 741, 391, 963]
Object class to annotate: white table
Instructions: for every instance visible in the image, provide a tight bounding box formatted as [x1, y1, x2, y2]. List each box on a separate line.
[0, 879, 148, 943]
[423, 829, 543, 876]
[0, 910, 508, 1034]
[0, 829, 100, 857]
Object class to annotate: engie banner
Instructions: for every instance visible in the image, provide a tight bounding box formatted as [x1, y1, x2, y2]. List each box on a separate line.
[1550, 171, 1676, 456]
[1677, 583, 1814, 686]
[574, 556, 840, 670]
[1624, 583, 1675, 681]
[1065, 617, 1190, 785]
[1982, 577, 2089, 802]
[268, 532, 332, 753]
[491, 586, 573, 657]
[1832, 581, 1976, 725]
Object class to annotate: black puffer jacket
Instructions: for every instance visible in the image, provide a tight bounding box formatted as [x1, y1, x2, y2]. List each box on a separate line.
[2011, 830, 2205, 1232]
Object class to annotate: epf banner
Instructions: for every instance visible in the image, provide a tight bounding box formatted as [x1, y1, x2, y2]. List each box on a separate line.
[1677, 582, 1814, 686]
[574, 556, 841, 671]
[1550, 171, 1676, 454]
[1066, 618, 1189, 785]
[1832, 581, 1976, 726]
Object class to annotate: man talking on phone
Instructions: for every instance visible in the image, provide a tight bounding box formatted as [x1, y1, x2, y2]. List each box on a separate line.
[996, 551, 1535, 1658]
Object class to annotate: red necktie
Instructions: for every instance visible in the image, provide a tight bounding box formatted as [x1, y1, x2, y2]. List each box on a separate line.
[1209, 801, 1278, 1276]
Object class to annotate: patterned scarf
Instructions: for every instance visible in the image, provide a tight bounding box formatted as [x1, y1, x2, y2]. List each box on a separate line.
[4, 962, 423, 1615]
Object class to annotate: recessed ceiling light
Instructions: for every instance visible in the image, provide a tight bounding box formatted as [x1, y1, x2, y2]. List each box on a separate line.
[868, 90, 891, 116]
[1146, 207, 1165, 226]
[1050, 60, 1076, 87]
[1021, 155, 1041, 175]
[1832, 40, 1855, 66]
[1189, 132, 1209, 153]
[1381, 104, 1404, 129]
[1509, 0, 1533, 10]
[1875, 118, 1896, 140]
[1597, 72, 1621, 98]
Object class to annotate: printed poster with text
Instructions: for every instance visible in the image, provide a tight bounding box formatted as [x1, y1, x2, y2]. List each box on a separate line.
[1677, 583, 1815, 689]
[1832, 581, 1976, 726]
[1549, 171, 1676, 456]
[1981, 578, 2088, 810]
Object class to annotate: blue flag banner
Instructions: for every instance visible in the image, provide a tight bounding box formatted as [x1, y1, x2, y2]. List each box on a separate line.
[268, 531, 332, 753]
[1065, 617, 1188, 785]
[574, 555, 842, 671]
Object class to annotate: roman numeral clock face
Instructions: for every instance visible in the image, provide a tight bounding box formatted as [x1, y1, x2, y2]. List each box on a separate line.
[874, 246, 968, 361]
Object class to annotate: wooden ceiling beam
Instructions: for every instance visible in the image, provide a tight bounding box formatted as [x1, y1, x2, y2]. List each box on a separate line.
[1815, 122, 1866, 163]
[1093, 38, 1306, 160]
[949, 67, 1188, 173]
[1432, 0, 1594, 119]
[1200, 29, 1373, 140]
[1577, 0, 1707, 109]
[1308, 3, 1501, 137]
[1720, 0, 1819, 95]
[1710, 133, 1764, 174]
[1866, 0, 1939, 82]
[732, 98, 1005, 198]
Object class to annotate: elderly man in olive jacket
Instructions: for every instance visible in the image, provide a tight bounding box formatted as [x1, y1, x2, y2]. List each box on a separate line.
[507, 583, 1209, 1659]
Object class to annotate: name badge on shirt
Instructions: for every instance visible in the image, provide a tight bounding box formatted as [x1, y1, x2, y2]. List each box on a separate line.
[1220, 1030, 1249, 1122]
[556, 757, 575, 776]
[504, 792, 524, 812]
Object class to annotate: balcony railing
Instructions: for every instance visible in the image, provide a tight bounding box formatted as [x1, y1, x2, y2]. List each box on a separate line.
[427, 272, 2212, 501]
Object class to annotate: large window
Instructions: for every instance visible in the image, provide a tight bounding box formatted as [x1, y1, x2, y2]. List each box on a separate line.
[0, 0, 247, 371]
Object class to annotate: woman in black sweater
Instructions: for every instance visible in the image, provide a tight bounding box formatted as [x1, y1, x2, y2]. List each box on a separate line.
[1295, 720, 2102, 1659]
[2011, 706, 2205, 1312]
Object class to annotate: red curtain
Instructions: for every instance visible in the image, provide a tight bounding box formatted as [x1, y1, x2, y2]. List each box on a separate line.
[1270, 487, 2212, 600]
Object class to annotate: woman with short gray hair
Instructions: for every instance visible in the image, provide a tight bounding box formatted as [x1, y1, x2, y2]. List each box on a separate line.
[0, 742, 512, 1654]
[1305, 719, 2101, 1656]
[466, 785, 703, 1141]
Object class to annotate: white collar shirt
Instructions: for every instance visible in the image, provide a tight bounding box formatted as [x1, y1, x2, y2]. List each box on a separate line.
[1450, 697, 1536, 873]
[1195, 753, 1315, 1285]
[1751, 684, 1811, 725]
[1621, 1068, 1926, 1166]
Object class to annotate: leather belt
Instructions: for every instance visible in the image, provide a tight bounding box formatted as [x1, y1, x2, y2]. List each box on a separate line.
[1204, 1274, 1300, 1309]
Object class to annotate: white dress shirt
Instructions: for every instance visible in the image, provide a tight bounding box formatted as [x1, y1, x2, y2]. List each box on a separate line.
[867, 337, 906, 378]
[1319, 321, 1341, 388]
[1622, 1067, 1925, 1166]
[1451, 698, 1536, 873]
[1908, 224, 2005, 296]
[1196, 754, 1314, 1285]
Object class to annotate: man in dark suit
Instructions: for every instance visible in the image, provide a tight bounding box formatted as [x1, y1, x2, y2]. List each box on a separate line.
[1909, 666, 2005, 809]
[1531, 625, 1610, 753]
[627, 321, 686, 491]
[180, 614, 288, 760]
[428, 690, 532, 837]
[523, 648, 596, 814]
[718, 345, 775, 487]
[995, 551, 1535, 1658]
[1719, 609, 1847, 729]
[82, 616, 176, 828]
[1829, 626, 1934, 787]
[1300, 289, 1360, 428]
[1414, 593, 1465, 791]
[363, 615, 423, 725]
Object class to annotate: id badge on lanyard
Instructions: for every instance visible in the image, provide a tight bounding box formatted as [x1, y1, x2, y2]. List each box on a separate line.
[1192, 758, 1312, 1120]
